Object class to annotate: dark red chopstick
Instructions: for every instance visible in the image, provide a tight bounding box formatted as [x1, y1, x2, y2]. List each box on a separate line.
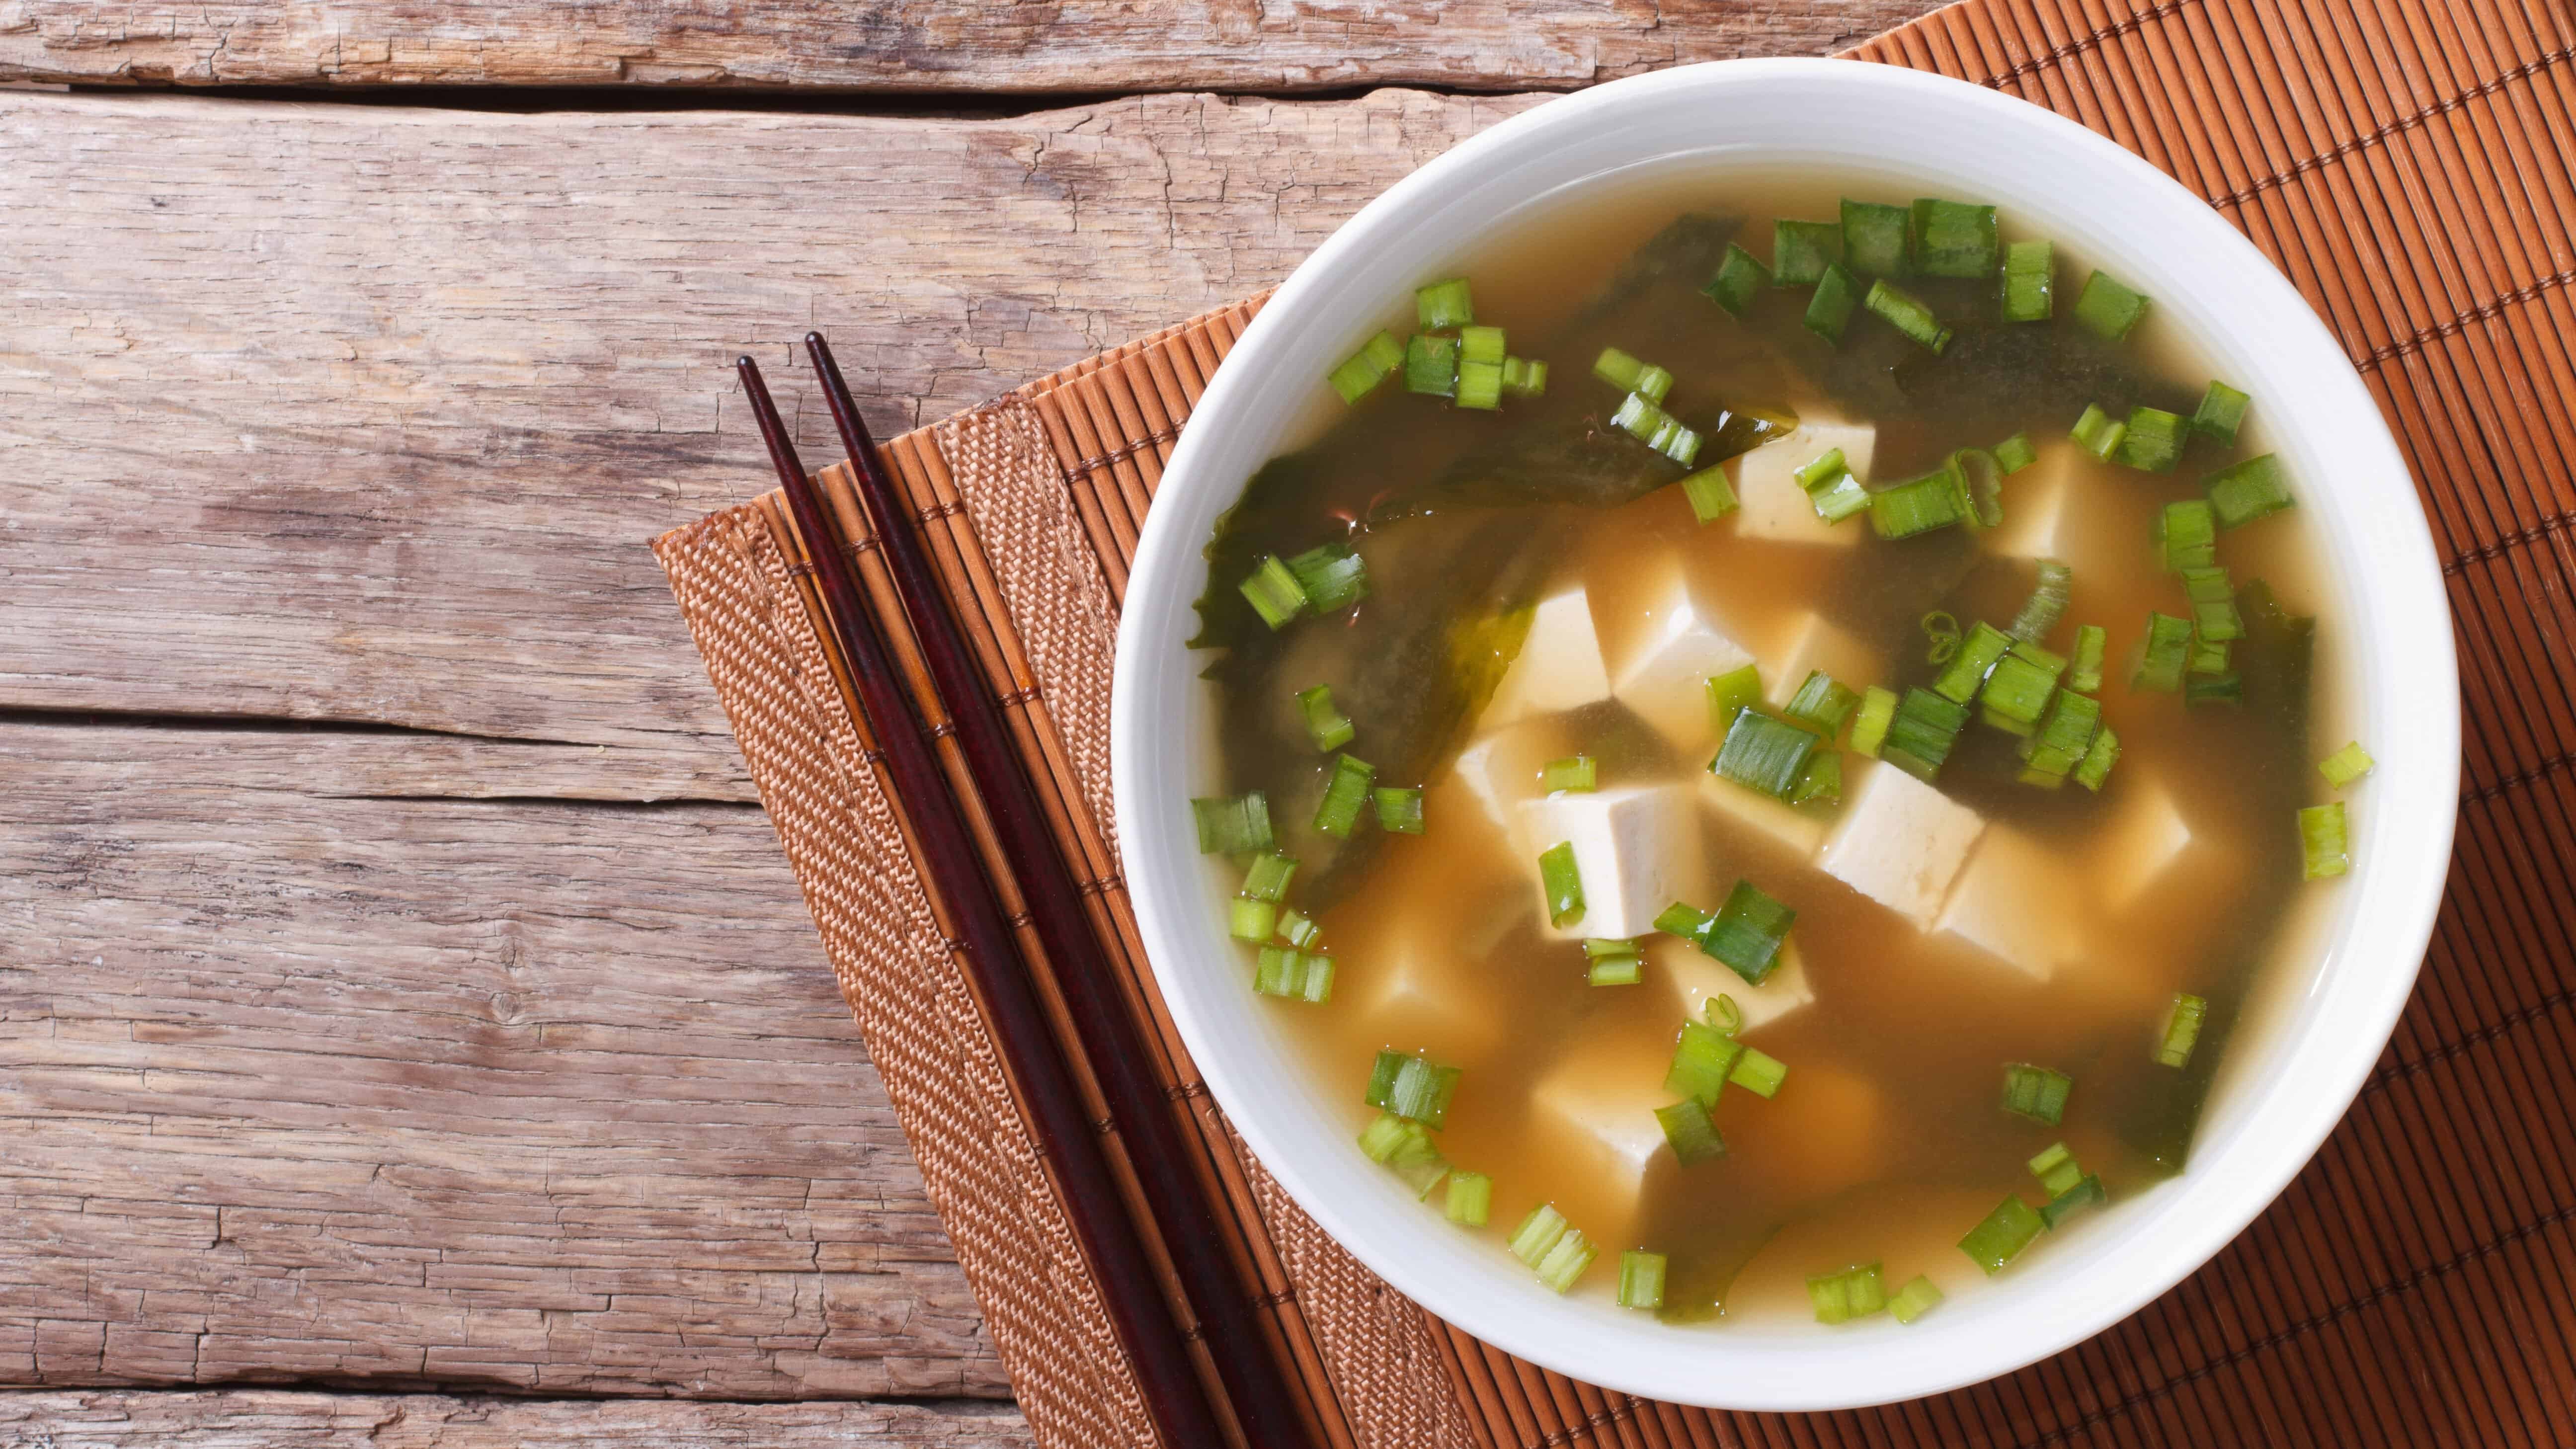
[803, 333, 1323, 1449]
[734, 357, 1229, 1449]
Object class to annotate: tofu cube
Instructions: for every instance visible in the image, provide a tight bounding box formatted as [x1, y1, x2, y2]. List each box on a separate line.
[1934, 827, 2087, 982]
[1518, 784, 1702, 941]
[1697, 767, 1828, 860]
[1343, 883, 1526, 1062]
[1602, 554, 1758, 755]
[1449, 716, 1579, 842]
[1481, 586, 1612, 730]
[1987, 441, 2086, 561]
[1526, 1028, 1678, 1224]
[1730, 419, 1878, 549]
[1765, 612, 1885, 709]
[2094, 772, 2198, 911]
[1650, 933, 1818, 1035]
[1817, 764, 1987, 927]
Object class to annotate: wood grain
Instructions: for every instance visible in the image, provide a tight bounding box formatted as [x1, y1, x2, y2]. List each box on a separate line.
[0, 0, 1924, 92]
[0, 1388, 1034, 1444]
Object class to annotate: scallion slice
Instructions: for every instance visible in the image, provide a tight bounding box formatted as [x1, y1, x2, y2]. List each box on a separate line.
[1364, 1048, 1405, 1110]
[1328, 330, 1408, 402]
[1532, 1227, 1596, 1295]
[2001, 239, 2055, 322]
[1864, 278, 1953, 352]
[2072, 269, 2150, 341]
[1790, 751, 1842, 807]
[1192, 792, 1274, 854]
[2206, 453, 2294, 529]
[1538, 840, 1585, 927]
[1458, 324, 1506, 366]
[1358, 1111, 1449, 1198]
[1870, 460, 1973, 539]
[1795, 448, 1850, 490]
[1255, 948, 1332, 1001]
[2193, 379, 2252, 446]
[2019, 689, 2101, 787]
[1508, 1202, 1567, 1266]
[1772, 219, 1843, 287]
[1374, 786, 1424, 835]
[2133, 612, 2193, 692]
[2010, 559, 2073, 644]
[2001, 1063, 2072, 1125]
[1705, 663, 1762, 731]
[1415, 277, 1474, 330]
[1994, 430, 2038, 475]
[1386, 1054, 1463, 1127]
[1403, 333, 1457, 398]
[1313, 754, 1376, 838]
[1934, 622, 2015, 703]
[1542, 754, 1598, 793]
[1910, 198, 1999, 277]
[1954, 447, 2006, 528]
[1277, 907, 1319, 949]
[1296, 683, 1355, 752]
[2320, 741, 2376, 788]
[1981, 649, 2061, 726]
[1662, 1018, 1745, 1108]
[2156, 991, 2208, 1068]
[1287, 542, 1368, 614]
[1805, 261, 1862, 344]
[1610, 392, 1702, 466]
[1701, 880, 1795, 985]
[1842, 199, 1911, 276]
[1890, 1274, 1945, 1324]
[1729, 1046, 1787, 1099]
[1297, 956, 1336, 1006]
[1500, 356, 1548, 398]
[1587, 953, 1642, 988]
[1241, 852, 1298, 902]
[1706, 993, 1743, 1036]
[2300, 802, 2349, 879]
[1712, 709, 1819, 799]
[2114, 406, 2189, 473]
[1784, 671, 1860, 737]
[1229, 896, 1278, 943]
[2181, 564, 2243, 642]
[2160, 498, 2217, 571]
[1592, 347, 1674, 404]
[1656, 1098, 1728, 1165]
[1509, 1204, 1597, 1293]
[2189, 636, 2231, 676]
[1703, 243, 1771, 317]
[2069, 625, 2107, 694]
[2074, 725, 2120, 792]
[1850, 685, 1899, 759]
[2070, 402, 2126, 460]
[2028, 1141, 2084, 1198]
[1454, 359, 1504, 411]
[2041, 1173, 2107, 1228]
[1681, 465, 1739, 522]
[1959, 1194, 2046, 1274]
[1810, 470, 1872, 523]
[1617, 1250, 1669, 1309]
[1885, 687, 1971, 782]
[1239, 555, 1309, 630]
[1445, 1171, 1492, 1226]
[1806, 1262, 1888, 1324]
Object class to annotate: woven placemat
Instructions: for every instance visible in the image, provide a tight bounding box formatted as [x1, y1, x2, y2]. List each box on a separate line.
[656, 0, 2576, 1442]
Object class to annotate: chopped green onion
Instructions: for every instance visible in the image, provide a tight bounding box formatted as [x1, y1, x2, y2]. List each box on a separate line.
[1454, 360, 1504, 410]
[1230, 896, 1278, 942]
[1706, 993, 1744, 1036]
[1890, 1274, 1945, 1324]
[2320, 741, 2376, 788]
[2156, 992, 2208, 1068]
[1921, 610, 1963, 665]
[1806, 1262, 1888, 1324]
[1985, 704, 2037, 740]
[2041, 1173, 2107, 1228]
[1313, 754, 1376, 838]
[2301, 802, 2350, 879]
[1885, 687, 1971, 782]
[1610, 392, 1702, 466]
[2115, 406, 2189, 473]
[1958, 1194, 2046, 1274]
[2189, 636, 2231, 676]
[1500, 356, 1548, 398]
[1954, 447, 2006, 528]
[1296, 684, 1355, 752]
[1784, 671, 1860, 737]
[1583, 936, 1638, 960]
[1445, 1171, 1492, 1226]
[1385, 1054, 1463, 1127]
[1242, 852, 1298, 902]
[1842, 199, 1912, 277]
[1533, 1227, 1596, 1295]
[1994, 430, 2038, 474]
[1538, 840, 1585, 928]
[1415, 277, 1473, 330]
[1810, 470, 1872, 523]
[2185, 672, 2243, 707]
[1541, 754, 1598, 793]
[1403, 333, 1457, 398]
[1701, 880, 1796, 985]
[1277, 907, 1319, 949]
[1287, 542, 1368, 613]
[1870, 459, 1973, 539]
[2001, 1063, 2072, 1125]
[1592, 347, 1674, 403]
[1864, 278, 1953, 352]
[2072, 270, 2150, 341]
[1364, 1048, 1405, 1110]
[1662, 1018, 1745, 1108]
[1192, 792, 1274, 854]
[1374, 786, 1425, 835]
[1300, 954, 1337, 1004]
[1254, 947, 1332, 1002]
[1934, 621, 2015, 703]
[2070, 402, 2126, 460]
[1617, 1250, 1669, 1309]
[1458, 325, 1506, 366]
[1910, 198, 1999, 277]
[1509, 1204, 1597, 1293]
[1705, 663, 1763, 730]
[1328, 330, 1408, 402]
[2074, 725, 2120, 792]
[1585, 937, 1641, 986]
[1771, 219, 1842, 287]
[2069, 625, 2107, 694]
[2134, 612, 2193, 692]
[2181, 564, 2243, 642]
[1794, 448, 1849, 490]
[1850, 685, 1899, 758]
[2019, 689, 2101, 786]
[2193, 379, 2252, 446]
[1681, 466, 1739, 522]
[1729, 1046, 1787, 1099]
[1239, 555, 1308, 630]
[1508, 1202, 1567, 1265]
[1703, 243, 1771, 317]
[2009, 559, 2073, 644]
[1656, 1098, 1728, 1164]
[1790, 751, 1843, 807]
[2001, 239, 2055, 322]
[1358, 1111, 1449, 1198]
[1805, 261, 1862, 344]
[1982, 648, 2062, 727]
[1712, 710, 1819, 799]
[2028, 1141, 2084, 1198]
[2206, 453, 2294, 529]
[2160, 499, 2217, 571]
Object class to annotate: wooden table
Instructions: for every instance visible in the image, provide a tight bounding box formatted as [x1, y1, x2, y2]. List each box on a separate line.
[0, 7, 1920, 1440]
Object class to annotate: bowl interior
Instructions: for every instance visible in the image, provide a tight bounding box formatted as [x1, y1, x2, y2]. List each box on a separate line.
[1111, 59, 2456, 1410]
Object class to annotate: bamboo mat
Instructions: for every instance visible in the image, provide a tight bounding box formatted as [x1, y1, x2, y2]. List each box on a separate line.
[655, 0, 2576, 1442]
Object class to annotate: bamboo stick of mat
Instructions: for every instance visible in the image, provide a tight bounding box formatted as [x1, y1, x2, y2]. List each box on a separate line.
[732, 355, 1230, 1449]
[802, 332, 1327, 1449]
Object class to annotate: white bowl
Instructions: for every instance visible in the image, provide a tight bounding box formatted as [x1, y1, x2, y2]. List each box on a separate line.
[1111, 59, 2455, 1410]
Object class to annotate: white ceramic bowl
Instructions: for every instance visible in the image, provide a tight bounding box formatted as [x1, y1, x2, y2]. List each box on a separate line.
[1111, 58, 2455, 1410]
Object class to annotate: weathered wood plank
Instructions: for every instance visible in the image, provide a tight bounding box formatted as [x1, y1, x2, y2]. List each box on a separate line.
[0, 1388, 1035, 1444]
[0, 721, 1009, 1400]
[0, 1, 1923, 92]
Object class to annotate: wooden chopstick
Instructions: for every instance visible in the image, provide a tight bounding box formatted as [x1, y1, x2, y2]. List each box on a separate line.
[734, 356, 1230, 1449]
[802, 333, 1325, 1449]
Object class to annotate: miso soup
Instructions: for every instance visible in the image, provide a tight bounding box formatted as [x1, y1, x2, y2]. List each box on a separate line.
[1184, 173, 2362, 1324]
